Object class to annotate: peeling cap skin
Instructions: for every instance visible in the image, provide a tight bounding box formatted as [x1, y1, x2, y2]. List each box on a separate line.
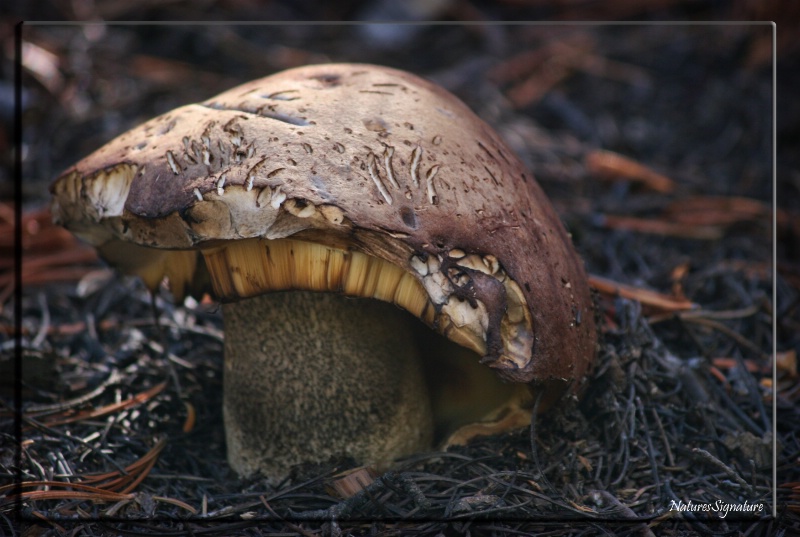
[51, 63, 597, 477]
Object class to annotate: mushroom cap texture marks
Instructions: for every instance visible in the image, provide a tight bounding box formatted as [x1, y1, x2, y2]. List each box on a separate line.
[50, 62, 596, 393]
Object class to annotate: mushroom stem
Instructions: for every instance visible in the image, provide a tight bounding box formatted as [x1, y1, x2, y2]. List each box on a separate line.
[222, 291, 434, 479]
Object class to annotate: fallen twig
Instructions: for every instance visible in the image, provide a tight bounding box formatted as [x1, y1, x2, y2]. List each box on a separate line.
[589, 274, 697, 313]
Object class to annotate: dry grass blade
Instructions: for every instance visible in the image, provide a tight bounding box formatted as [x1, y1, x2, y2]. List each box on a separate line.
[0, 440, 179, 513]
[80, 439, 166, 493]
[586, 150, 676, 193]
[711, 357, 771, 376]
[662, 196, 772, 227]
[596, 214, 725, 240]
[21, 370, 124, 417]
[595, 194, 776, 240]
[150, 495, 198, 515]
[36, 381, 168, 427]
[0, 481, 133, 506]
[0, 317, 119, 337]
[779, 482, 800, 514]
[505, 34, 595, 108]
[588, 274, 697, 313]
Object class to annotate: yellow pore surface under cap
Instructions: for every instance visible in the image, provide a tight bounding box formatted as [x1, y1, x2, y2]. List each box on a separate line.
[200, 237, 485, 346]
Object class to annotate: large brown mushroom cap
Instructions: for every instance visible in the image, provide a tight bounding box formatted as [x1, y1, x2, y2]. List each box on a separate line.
[51, 63, 596, 397]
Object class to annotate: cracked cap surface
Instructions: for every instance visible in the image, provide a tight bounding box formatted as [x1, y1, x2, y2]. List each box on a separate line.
[50, 62, 596, 394]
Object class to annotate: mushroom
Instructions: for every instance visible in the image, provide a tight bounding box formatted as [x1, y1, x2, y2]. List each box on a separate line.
[51, 63, 597, 479]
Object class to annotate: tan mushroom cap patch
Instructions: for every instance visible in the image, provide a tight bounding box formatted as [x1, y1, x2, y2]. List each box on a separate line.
[51, 63, 596, 395]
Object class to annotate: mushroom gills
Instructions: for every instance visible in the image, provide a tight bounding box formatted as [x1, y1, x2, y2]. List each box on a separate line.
[203, 237, 529, 445]
[203, 237, 490, 356]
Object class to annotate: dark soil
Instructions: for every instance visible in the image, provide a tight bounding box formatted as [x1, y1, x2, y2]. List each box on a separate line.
[2, 3, 798, 536]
